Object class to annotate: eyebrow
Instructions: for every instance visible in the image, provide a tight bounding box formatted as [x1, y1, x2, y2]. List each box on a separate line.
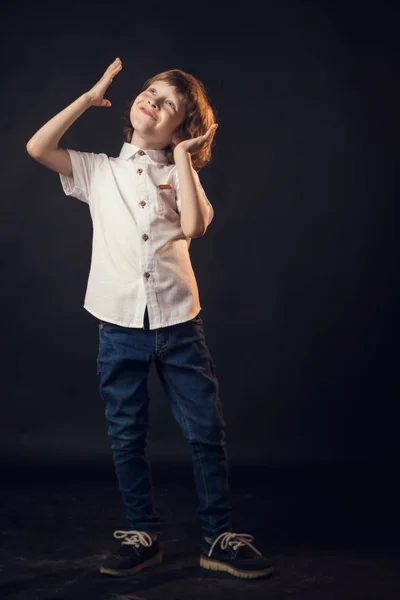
[149, 84, 180, 107]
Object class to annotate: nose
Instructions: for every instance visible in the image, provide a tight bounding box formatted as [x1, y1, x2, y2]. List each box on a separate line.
[148, 98, 157, 109]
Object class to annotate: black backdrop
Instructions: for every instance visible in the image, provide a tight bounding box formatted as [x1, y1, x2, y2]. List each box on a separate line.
[1, 0, 398, 468]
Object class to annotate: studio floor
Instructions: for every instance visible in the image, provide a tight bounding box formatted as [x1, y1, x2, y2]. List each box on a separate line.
[1, 462, 399, 600]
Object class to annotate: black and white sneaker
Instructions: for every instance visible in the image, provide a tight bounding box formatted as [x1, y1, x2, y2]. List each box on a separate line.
[200, 531, 275, 579]
[99, 530, 162, 576]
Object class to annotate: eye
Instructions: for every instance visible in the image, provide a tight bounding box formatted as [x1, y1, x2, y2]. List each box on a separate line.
[166, 100, 176, 109]
[149, 88, 156, 94]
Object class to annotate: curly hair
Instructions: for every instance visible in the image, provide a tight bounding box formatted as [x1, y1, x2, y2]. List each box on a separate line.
[122, 69, 217, 171]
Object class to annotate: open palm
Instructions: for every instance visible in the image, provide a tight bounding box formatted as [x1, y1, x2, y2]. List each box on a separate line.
[173, 124, 218, 156]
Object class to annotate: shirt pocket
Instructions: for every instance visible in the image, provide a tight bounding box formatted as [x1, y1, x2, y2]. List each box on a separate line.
[156, 184, 180, 222]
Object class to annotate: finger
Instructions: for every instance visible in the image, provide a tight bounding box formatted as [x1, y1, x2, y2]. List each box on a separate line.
[204, 128, 217, 143]
[110, 65, 122, 78]
[106, 60, 122, 77]
[206, 124, 218, 138]
[107, 63, 122, 83]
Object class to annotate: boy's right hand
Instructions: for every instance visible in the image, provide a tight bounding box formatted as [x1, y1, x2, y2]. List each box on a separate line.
[86, 58, 122, 107]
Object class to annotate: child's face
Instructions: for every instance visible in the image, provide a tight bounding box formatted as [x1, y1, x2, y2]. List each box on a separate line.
[130, 80, 186, 149]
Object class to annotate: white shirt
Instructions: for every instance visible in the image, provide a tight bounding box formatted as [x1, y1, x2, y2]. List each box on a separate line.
[59, 142, 214, 329]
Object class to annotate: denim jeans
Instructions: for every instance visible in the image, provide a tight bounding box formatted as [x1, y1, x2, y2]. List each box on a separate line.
[96, 308, 232, 538]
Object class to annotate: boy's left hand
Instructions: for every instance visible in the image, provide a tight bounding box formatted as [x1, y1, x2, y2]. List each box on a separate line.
[173, 124, 218, 156]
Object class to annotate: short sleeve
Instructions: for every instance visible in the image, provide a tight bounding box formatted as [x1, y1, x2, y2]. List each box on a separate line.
[59, 149, 100, 204]
[174, 167, 214, 226]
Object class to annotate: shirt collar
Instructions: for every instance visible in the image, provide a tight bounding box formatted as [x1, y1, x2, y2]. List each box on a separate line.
[119, 142, 169, 165]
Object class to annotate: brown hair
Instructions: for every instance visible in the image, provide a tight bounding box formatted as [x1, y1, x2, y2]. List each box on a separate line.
[122, 69, 217, 171]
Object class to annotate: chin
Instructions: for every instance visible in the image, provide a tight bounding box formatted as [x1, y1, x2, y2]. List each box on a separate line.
[131, 119, 153, 134]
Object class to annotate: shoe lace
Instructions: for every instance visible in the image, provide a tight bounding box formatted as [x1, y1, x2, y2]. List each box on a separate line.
[113, 530, 154, 548]
[208, 532, 262, 558]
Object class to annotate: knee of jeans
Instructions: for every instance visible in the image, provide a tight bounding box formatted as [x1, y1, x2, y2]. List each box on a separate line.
[109, 434, 147, 453]
[190, 422, 227, 447]
[107, 424, 147, 451]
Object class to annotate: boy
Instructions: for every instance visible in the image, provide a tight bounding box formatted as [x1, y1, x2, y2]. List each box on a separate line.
[26, 57, 274, 579]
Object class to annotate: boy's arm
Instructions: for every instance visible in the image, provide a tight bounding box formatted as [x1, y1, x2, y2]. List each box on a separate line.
[26, 93, 93, 175]
[26, 57, 122, 175]
[174, 148, 211, 238]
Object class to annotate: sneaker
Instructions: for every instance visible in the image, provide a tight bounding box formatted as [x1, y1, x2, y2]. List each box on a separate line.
[200, 532, 275, 579]
[99, 530, 162, 576]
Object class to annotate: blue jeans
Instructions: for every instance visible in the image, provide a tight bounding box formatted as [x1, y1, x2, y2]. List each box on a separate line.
[96, 309, 232, 538]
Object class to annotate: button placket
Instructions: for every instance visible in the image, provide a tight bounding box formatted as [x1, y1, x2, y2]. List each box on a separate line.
[136, 167, 152, 292]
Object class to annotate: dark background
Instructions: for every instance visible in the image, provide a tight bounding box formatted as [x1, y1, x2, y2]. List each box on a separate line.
[1, 0, 398, 469]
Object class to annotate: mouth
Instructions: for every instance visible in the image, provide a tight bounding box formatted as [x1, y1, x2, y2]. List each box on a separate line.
[139, 106, 157, 120]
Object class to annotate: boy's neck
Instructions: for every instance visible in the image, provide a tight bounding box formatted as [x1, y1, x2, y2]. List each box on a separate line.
[130, 132, 167, 151]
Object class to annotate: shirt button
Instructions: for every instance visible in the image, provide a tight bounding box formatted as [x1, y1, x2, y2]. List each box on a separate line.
[139, 200, 146, 207]
[142, 233, 149, 241]
[138, 150, 145, 156]
[144, 272, 150, 279]
[137, 168, 143, 174]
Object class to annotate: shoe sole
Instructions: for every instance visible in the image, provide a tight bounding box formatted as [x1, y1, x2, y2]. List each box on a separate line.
[200, 556, 275, 579]
[99, 551, 163, 576]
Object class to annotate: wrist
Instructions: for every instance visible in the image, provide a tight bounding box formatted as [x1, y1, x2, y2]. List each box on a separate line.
[83, 92, 95, 107]
[173, 145, 191, 162]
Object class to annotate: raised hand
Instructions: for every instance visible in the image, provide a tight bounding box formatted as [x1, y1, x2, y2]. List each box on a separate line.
[173, 124, 218, 157]
[87, 58, 122, 107]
